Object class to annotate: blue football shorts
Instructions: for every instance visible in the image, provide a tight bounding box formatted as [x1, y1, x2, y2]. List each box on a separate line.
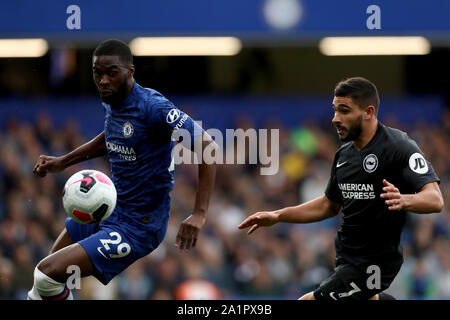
[65, 208, 169, 285]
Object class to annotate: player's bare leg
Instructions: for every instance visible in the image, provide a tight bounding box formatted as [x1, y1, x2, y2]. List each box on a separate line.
[50, 228, 74, 254]
[27, 227, 76, 299]
[298, 292, 315, 300]
[38, 242, 94, 282]
[28, 242, 94, 300]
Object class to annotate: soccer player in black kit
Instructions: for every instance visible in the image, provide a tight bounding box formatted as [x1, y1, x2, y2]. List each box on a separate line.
[238, 77, 444, 300]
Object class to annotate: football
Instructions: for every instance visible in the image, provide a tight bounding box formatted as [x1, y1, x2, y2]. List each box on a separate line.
[62, 169, 117, 224]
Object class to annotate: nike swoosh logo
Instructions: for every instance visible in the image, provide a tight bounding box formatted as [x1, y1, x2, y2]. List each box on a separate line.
[329, 292, 338, 300]
[336, 161, 347, 168]
[97, 247, 108, 259]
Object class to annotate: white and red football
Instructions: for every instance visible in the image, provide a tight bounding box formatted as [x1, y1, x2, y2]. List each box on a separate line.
[62, 169, 117, 224]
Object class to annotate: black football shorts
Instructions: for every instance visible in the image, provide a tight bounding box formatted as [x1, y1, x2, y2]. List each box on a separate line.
[313, 257, 401, 301]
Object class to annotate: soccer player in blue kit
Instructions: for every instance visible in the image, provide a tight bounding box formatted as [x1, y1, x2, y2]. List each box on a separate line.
[27, 39, 217, 300]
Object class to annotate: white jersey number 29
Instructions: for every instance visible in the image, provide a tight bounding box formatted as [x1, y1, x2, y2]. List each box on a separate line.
[98, 232, 131, 259]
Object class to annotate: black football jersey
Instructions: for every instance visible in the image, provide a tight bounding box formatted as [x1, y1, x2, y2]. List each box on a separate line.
[325, 122, 440, 268]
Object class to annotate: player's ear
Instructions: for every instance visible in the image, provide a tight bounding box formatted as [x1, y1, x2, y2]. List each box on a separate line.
[128, 65, 135, 78]
[365, 105, 375, 120]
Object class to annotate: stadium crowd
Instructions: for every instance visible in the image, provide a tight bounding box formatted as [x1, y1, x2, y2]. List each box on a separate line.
[0, 107, 449, 300]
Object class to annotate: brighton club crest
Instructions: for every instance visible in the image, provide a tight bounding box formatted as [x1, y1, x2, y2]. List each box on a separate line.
[363, 154, 378, 173]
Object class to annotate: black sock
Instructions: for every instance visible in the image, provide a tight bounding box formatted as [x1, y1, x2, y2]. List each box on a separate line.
[378, 292, 396, 300]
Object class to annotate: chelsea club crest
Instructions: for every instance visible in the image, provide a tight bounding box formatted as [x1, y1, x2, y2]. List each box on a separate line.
[122, 121, 134, 138]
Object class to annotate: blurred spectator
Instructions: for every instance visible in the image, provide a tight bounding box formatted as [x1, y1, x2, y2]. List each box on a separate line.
[116, 259, 153, 299]
[12, 244, 34, 299]
[405, 257, 438, 299]
[0, 256, 15, 299]
[174, 279, 220, 300]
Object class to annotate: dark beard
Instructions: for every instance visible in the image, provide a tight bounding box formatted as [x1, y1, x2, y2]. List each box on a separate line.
[341, 115, 363, 142]
[101, 79, 129, 107]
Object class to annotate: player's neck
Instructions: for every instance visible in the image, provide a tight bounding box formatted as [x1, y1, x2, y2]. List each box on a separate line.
[352, 119, 379, 151]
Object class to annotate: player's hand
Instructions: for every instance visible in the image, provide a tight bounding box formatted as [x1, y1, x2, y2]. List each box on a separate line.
[33, 155, 65, 177]
[238, 211, 279, 235]
[175, 214, 206, 252]
[380, 179, 405, 211]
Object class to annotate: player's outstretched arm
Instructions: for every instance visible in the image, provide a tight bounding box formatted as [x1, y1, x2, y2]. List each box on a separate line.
[380, 179, 443, 213]
[238, 195, 342, 235]
[175, 132, 217, 252]
[33, 131, 107, 177]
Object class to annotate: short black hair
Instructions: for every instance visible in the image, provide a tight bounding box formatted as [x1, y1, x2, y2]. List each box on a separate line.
[93, 39, 133, 65]
[334, 77, 380, 114]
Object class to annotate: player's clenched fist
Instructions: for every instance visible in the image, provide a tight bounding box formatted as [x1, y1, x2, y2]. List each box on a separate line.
[33, 155, 65, 177]
[380, 179, 404, 211]
[238, 211, 279, 235]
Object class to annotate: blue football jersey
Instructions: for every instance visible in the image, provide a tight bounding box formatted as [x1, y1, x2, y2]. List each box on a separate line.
[101, 82, 204, 232]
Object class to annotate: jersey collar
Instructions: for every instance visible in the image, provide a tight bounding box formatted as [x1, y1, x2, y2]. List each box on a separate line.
[352, 121, 383, 152]
[122, 80, 137, 106]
